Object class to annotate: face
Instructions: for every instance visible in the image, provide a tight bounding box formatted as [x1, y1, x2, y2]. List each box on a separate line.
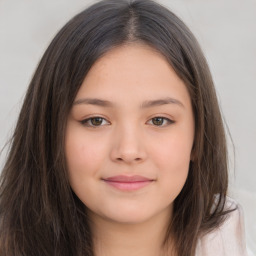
[65, 44, 194, 225]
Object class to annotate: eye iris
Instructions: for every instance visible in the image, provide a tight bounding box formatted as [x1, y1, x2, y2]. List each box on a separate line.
[91, 117, 103, 126]
[152, 117, 164, 126]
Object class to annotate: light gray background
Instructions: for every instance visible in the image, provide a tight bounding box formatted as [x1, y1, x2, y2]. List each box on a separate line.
[0, 0, 255, 254]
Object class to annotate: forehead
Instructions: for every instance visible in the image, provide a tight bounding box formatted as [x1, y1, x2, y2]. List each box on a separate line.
[76, 43, 191, 106]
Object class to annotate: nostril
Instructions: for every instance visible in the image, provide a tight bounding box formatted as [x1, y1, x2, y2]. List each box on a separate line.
[115, 157, 142, 163]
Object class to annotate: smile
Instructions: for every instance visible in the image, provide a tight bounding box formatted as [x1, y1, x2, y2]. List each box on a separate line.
[102, 175, 154, 191]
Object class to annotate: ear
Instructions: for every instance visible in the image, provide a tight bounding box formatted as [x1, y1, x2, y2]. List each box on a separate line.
[190, 145, 196, 162]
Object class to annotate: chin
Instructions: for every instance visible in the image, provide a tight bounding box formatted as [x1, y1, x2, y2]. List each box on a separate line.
[98, 203, 171, 225]
[104, 212, 153, 225]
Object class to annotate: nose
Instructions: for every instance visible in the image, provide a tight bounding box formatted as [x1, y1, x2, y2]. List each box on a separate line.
[110, 125, 147, 164]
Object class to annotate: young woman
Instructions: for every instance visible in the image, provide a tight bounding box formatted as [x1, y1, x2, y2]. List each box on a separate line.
[0, 0, 248, 255]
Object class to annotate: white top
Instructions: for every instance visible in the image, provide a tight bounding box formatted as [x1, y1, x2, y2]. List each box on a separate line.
[196, 197, 248, 256]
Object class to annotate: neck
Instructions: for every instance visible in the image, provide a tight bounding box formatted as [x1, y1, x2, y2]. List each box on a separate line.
[89, 207, 175, 256]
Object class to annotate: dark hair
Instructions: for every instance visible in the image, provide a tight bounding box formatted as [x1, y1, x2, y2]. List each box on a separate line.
[0, 0, 231, 255]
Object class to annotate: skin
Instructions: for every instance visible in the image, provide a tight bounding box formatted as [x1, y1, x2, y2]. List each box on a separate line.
[65, 43, 195, 256]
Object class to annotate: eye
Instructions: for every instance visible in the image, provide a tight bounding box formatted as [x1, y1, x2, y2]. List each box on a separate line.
[81, 117, 110, 127]
[147, 117, 174, 127]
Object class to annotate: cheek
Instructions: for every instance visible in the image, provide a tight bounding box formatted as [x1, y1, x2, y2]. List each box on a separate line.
[64, 126, 109, 206]
[65, 126, 107, 179]
[150, 130, 193, 169]
[148, 129, 193, 197]
[157, 139, 191, 181]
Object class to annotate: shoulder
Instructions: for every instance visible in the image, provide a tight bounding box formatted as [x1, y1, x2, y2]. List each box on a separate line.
[196, 197, 248, 256]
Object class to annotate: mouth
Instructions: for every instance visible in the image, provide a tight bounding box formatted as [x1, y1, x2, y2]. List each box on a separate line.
[102, 175, 155, 191]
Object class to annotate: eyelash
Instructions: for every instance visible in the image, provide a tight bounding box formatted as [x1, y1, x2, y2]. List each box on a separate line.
[80, 117, 110, 127]
[147, 117, 174, 127]
[80, 116, 174, 127]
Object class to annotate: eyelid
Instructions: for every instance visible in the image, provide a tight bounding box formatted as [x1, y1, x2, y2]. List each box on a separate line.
[146, 116, 175, 127]
[80, 116, 111, 127]
[79, 115, 174, 127]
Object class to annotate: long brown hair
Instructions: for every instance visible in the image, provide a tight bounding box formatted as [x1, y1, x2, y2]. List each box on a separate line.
[0, 0, 231, 255]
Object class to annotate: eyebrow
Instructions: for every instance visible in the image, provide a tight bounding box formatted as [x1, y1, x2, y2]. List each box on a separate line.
[141, 97, 184, 108]
[73, 98, 113, 107]
[73, 97, 184, 108]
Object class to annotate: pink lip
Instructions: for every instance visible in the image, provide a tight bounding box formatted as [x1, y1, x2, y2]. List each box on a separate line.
[102, 175, 154, 191]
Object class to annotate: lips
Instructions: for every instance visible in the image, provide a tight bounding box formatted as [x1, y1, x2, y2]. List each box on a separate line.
[102, 175, 154, 191]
